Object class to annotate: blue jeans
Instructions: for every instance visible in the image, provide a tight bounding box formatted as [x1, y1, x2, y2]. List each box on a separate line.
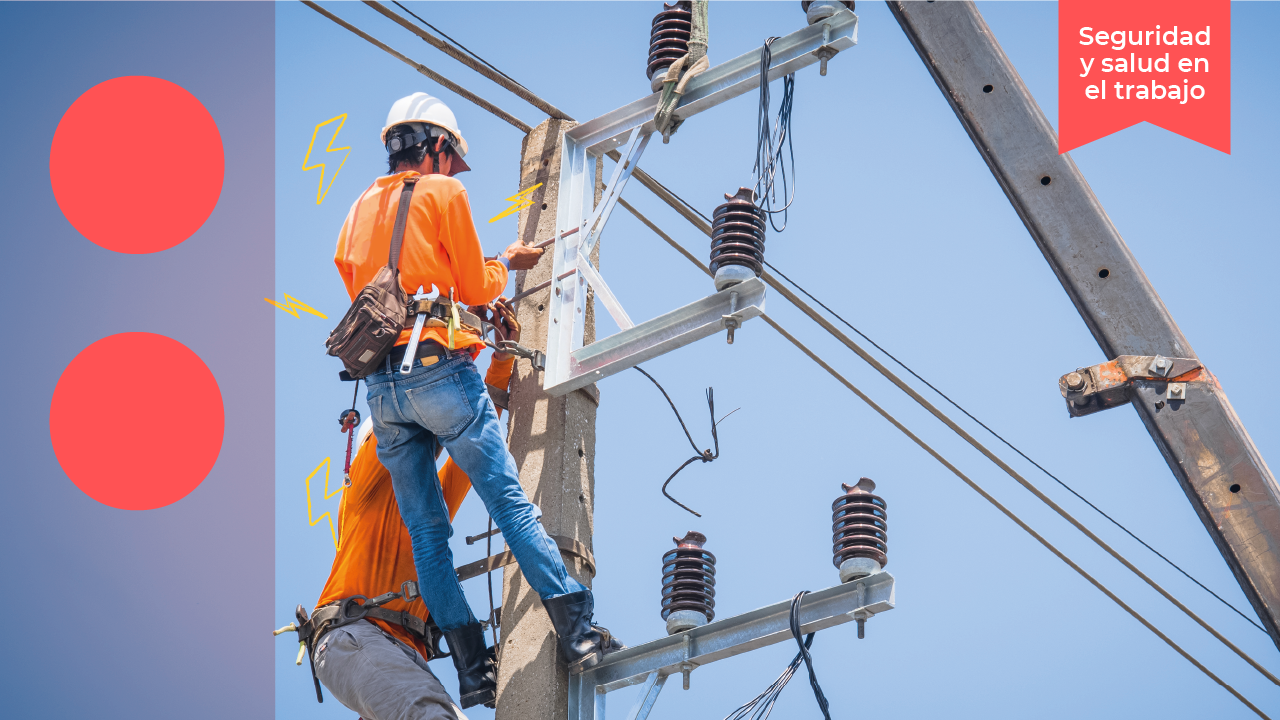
[364, 351, 586, 633]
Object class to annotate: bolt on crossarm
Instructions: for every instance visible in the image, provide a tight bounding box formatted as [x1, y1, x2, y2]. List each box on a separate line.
[889, 0, 1280, 648]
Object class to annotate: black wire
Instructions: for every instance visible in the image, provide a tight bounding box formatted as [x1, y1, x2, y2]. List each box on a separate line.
[643, 174, 1262, 633]
[722, 633, 811, 720]
[385, 4, 1263, 638]
[761, 259, 1269, 634]
[752, 37, 797, 233]
[721, 593, 827, 720]
[788, 592, 831, 720]
[391, 1, 532, 92]
[486, 514, 498, 649]
[633, 366, 719, 517]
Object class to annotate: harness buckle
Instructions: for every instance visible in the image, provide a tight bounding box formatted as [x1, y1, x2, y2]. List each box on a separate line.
[401, 580, 421, 602]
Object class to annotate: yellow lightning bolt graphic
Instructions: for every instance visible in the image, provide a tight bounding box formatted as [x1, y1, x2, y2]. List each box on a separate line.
[488, 182, 543, 223]
[305, 457, 345, 550]
[264, 293, 328, 319]
[302, 114, 352, 205]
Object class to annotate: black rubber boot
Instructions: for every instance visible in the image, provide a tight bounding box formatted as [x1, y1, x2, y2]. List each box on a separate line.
[444, 622, 497, 709]
[542, 589, 625, 672]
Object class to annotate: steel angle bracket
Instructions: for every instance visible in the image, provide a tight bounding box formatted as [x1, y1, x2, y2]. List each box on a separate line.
[544, 13, 856, 396]
[566, 9, 859, 156]
[567, 572, 895, 720]
[545, 278, 766, 397]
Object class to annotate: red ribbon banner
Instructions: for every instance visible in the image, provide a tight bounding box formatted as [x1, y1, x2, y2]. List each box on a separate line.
[1058, 0, 1230, 154]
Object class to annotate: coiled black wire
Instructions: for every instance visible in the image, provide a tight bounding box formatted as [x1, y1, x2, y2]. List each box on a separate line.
[753, 37, 797, 233]
[633, 366, 720, 517]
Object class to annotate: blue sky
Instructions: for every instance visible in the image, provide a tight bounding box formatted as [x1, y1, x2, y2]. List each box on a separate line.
[276, 2, 1280, 718]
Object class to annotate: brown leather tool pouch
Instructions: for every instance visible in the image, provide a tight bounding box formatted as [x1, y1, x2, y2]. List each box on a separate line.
[324, 177, 418, 379]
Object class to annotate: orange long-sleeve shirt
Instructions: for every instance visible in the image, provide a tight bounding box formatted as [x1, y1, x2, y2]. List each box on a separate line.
[315, 355, 515, 658]
[334, 171, 508, 351]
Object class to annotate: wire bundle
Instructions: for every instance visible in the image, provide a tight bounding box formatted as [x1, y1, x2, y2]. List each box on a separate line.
[752, 37, 797, 233]
[722, 592, 830, 720]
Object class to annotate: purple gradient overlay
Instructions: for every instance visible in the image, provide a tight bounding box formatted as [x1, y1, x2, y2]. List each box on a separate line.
[0, 2, 274, 716]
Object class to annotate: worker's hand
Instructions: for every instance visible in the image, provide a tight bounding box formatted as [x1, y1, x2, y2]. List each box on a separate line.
[503, 240, 545, 271]
[494, 298, 521, 345]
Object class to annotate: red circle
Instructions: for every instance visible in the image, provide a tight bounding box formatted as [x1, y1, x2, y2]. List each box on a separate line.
[50, 333, 224, 510]
[49, 76, 224, 254]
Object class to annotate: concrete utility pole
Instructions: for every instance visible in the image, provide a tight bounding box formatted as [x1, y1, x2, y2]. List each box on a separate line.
[497, 117, 604, 719]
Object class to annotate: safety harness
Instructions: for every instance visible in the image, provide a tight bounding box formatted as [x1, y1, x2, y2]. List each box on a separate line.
[278, 580, 448, 704]
[403, 295, 485, 338]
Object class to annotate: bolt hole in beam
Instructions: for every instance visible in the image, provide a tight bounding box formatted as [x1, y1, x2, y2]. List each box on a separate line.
[1040, 175, 1052, 186]
[542, 203, 548, 210]
[1232, 484, 1242, 493]
[1098, 268, 1110, 279]
[982, 84, 993, 93]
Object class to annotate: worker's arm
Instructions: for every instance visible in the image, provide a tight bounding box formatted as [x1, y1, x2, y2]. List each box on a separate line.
[439, 188, 508, 305]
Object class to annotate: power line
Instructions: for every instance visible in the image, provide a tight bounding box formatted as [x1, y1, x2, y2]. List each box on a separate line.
[304, 1, 533, 133]
[390, 1, 527, 92]
[367, 1, 574, 121]
[312, 12, 1276, 708]
[760, 258, 1269, 636]
[616, 197, 1276, 715]
[628, 152, 1268, 638]
[627, 181, 1279, 685]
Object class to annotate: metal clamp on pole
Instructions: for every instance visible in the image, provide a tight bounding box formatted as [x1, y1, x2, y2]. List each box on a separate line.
[497, 340, 546, 371]
[1059, 355, 1204, 417]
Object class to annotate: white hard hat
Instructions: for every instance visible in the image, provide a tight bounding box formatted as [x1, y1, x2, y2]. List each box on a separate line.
[381, 92, 469, 158]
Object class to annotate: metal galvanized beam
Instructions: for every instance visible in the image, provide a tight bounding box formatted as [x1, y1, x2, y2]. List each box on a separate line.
[568, 572, 896, 720]
[567, 9, 858, 156]
[546, 277, 767, 397]
[888, 0, 1280, 648]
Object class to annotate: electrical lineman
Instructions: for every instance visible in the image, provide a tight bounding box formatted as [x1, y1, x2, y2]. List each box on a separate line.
[331, 93, 622, 708]
[285, 303, 521, 719]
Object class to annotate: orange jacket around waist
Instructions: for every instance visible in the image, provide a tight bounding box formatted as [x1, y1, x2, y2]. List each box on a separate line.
[334, 171, 508, 352]
[315, 355, 515, 658]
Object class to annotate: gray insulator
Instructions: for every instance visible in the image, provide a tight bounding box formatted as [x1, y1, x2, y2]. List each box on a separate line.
[666, 609, 709, 635]
[839, 556, 882, 583]
[714, 264, 756, 292]
[805, 0, 846, 25]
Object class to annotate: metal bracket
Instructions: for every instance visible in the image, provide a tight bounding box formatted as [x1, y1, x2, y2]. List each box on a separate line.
[1059, 355, 1204, 417]
[542, 12, 858, 396]
[546, 278, 766, 396]
[566, 10, 858, 156]
[568, 572, 894, 720]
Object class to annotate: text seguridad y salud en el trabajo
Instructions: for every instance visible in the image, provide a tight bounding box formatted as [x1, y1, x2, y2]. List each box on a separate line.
[1078, 25, 1212, 103]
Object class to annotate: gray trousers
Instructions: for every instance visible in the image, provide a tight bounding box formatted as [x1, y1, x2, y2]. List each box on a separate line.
[314, 618, 468, 720]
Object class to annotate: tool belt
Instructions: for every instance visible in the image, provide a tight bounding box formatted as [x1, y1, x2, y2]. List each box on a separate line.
[386, 339, 454, 370]
[404, 296, 486, 336]
[293, 581, 447, 703]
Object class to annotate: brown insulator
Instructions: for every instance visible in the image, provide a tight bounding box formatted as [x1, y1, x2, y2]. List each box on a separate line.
[661, 531, 716, 631]
[710, 188, 766, 284]
[832, 478, 888, 581]
[647, 2, 693, 82]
